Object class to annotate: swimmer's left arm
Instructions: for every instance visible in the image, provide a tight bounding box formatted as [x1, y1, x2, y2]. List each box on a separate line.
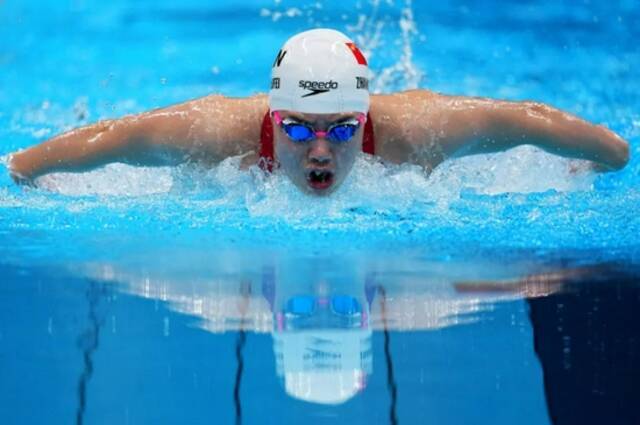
[445, 95, 629, 170]
[373, 90, 630, 171]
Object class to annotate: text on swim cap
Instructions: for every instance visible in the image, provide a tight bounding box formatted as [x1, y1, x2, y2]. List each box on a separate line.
[356, 77, 369, 90]
[299, 80, 339, 98]
[298, 80, 339, 90]
[273, 50, 287, 68]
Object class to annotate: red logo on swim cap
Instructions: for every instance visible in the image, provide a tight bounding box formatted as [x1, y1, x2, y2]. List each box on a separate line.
[346, 43, 368, 66]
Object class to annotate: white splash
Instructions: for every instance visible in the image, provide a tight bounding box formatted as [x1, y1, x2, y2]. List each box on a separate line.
[366, 0, 424, 93]
[23, 144, 595, 208]
[35, 164, 174, 196]
[260, 7, 303, 21]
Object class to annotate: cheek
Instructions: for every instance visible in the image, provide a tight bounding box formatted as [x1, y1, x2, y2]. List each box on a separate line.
[275, 138, 305, 172]
[335, 140, 361, 167]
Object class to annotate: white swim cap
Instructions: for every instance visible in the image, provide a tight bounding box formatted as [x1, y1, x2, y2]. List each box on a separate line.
[269, 28, 370, 114]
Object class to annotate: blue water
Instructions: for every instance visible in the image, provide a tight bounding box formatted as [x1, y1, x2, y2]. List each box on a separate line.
[1, 1, 639, 424]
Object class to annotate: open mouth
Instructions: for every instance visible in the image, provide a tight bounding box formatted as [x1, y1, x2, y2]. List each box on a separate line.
[306, 169, 334, 191]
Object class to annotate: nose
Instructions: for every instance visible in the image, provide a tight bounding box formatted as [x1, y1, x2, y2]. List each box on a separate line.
[308, 138, 332, 166]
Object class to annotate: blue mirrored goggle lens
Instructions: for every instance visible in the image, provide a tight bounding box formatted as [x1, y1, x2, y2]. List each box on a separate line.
[331, 295, 361, 316]
[283, 124, 314, 142]
[286, 295, 316, 316]
[282, 122, 360, 143]
[328, 124, 358, 142]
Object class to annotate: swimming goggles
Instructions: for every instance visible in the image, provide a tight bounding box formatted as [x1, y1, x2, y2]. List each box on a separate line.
[272, 111, 366, 143]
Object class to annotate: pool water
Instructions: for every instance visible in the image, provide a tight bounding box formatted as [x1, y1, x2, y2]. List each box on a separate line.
[0, 1, 639, 424]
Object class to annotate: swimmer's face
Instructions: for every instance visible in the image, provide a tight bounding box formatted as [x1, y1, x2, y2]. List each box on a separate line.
[273, 111, 364, 196]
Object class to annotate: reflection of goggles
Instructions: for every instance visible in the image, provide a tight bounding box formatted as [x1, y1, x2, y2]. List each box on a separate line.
[272, 111, 366, 143]
[276, 294, 368, 331]
[287, 294, 361, 316]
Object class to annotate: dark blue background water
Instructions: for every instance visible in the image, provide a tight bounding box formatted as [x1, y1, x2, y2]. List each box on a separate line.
[2, 260, 639, 424]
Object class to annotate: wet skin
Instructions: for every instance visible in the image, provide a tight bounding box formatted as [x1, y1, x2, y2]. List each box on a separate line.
[7, 91, 630, 189]
[272, 111, 364, 195]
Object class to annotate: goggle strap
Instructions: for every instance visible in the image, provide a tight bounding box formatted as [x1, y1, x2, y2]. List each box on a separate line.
[272, 111, 283, 125]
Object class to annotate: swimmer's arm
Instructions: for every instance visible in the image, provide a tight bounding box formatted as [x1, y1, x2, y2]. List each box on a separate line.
[8, 94, 267, 184]
[431, 93, 629, 170]
[373, 91, 629, 171]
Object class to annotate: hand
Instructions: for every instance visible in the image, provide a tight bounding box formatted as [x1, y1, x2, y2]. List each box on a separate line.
[10, 173, 37, 187]
[7, 154, 37, 187]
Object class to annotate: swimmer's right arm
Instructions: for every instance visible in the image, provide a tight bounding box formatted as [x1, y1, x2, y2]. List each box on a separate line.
[8, 94, 267, 185]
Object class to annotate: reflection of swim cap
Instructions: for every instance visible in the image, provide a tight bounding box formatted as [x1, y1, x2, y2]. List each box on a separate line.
[273, 329, 373, 404]
[269, 28, 370, 114]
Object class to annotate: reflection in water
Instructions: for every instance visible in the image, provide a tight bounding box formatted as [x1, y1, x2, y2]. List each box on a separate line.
[455, 264, 640, 425]
[264, 268, 373, 404]
[62, 252, 640, 423]
[72, 253, 537, 407]
[272, 329, 371, 404]
[527, 268, 640, 425]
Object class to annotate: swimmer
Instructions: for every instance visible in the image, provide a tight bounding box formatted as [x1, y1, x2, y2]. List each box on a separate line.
[7, 28, 630, 195]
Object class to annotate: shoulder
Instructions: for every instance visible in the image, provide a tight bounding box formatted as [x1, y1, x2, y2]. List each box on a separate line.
[369, 89, 441, 132]
[368, 90, 440, 163]
[370, 89, 438, 110]
[169, 93, 269, 162]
